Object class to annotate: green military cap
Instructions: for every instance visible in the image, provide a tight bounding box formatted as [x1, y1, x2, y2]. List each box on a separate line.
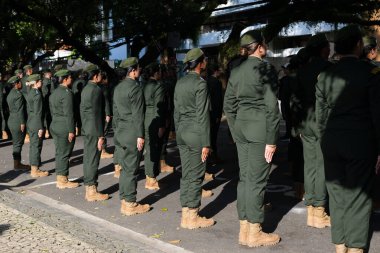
[26, 74, 41, 82]
[306, 33, 329, 48]
[363, 36, 377, 48]
[14, 69, 22, 75]
[240, 30, 264, 47]
[335, 25, 362, 44]
[7, 76, 20, 84]
[84, 64, 99, 73]
[183, 48, 204, 64]
[53, 64, 63, 72]
[120, 57, 139, 69]
[54, 69, 71, 77]
[23, 64, 32, 70]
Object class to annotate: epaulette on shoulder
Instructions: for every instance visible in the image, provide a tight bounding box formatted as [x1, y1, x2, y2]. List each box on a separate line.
[371, 67, 380, 75]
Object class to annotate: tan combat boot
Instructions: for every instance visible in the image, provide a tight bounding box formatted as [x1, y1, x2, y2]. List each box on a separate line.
[14, 160, 30, 170]
[114, 164, 121, 178]
[335, 244, 348, 253]
[202, 189, 213, 198]
[186, 208, 215, 229]
[313, 206, 331, 228]
[85, 185, 109, 202]
[160, 160, 174, 173]
[56, 175, 79, 189]
[347, 248, 363, 253]
[120, 199, 150, 216]
[239, 220, 249, 245]
[145, 176, 160, 190]
[307, 205, 314, 227]
[247, 223, 280, 247]
[180, 207, 189, 228]
[204, 172, 214, 182]
[44, 129, 50, 139]
[100, 149, 113, 159]
[30, 166, 49, 178]
[2, 131, 8, 140]
[24, 133, 30, 144]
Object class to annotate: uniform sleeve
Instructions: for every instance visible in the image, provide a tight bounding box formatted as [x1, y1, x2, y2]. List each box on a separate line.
[196, 80, 211, 147]
[63, 91, 75, 133]
[15, 94, 26, 125]
[369, 72, 380, 153]
[262, 64, 280, 145]
[130, 85, 145, 138]
[155, 84, 167, 128]
[315, 74, 329, 139]
[223, 73, 238, 142]
[34, 93, 44, 130]
[91, 87, 104, 137]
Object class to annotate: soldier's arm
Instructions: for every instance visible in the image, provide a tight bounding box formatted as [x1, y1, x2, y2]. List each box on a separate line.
[130, 85, 145, 138]
[34, 93, 44, 130]
[64, 91, 75, 134]
[195, 80, 211, 148]
[223, 73, 238, 141]
[262, 65, 280, 145]
[315, 74, 329, 139]
[16, 95, 26, 125]
[91, 88, 104, 137]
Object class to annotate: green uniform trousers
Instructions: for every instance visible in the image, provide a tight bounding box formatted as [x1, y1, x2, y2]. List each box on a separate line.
[83, 135, 100, 185]
[113, 135, 121, 166]
[0, 107, 7, 131]
[322, 131, 375, 249]
[301, 134, 327, 207]
[29, 130, 42, 166]
[119, 147, 141, 202]
[178, 144, 206, 208]
[236, 142, 270, 223]
[51, 131, 75, 176]
[8, 120, 25, 161]
[144, 128, 163, 178]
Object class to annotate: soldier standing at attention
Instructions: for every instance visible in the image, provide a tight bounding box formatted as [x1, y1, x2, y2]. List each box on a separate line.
[80, 64, 109, 202]
[295, 33, 332, 228]
[224, 31, 281, 247]
[26, 74, 49, 178]
[49, 69, 79, 189]
[316, 25, 380, 253]
[142, 63, 167, 190]
[174, 48, 215, 229]
[6, 76, 30, 170]
[42, 69, 53, 139]
[114, 57, 150, 216]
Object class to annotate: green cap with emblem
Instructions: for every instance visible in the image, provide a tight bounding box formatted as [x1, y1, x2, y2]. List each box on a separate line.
[14, 69, 22, 75]
[84, 64, 100, 73]
[54, 69, 71, 77]
[183, 48, 204, 64]
[8, 76, 20, 84]
[120, 57, 139, 69]
[23, 64, 32, 70]
[363, 36, 377, 48]
[240, 30, 264, 47]
[306, 33, 329, 49]
[26, 74, 41, 82]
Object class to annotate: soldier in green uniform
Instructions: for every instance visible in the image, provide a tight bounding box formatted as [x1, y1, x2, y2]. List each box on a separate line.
[174, 48, 215, 229]
[6, 76, 30, 170]
[295, 33, 332, 228]
[142, 62, 167, 190]
[224, 31, 281, 247]
[80, 64, 109, 202]
[42, 69, 53, 139]
[26, 74, 49, 177]
[113, 57, 150, 216]
[316, 25, 380, 253]
[22, 65, 33, 95]
[99, 72, 113, 159]
[49, 69, 79, 189]
[72, 70, 86, 136]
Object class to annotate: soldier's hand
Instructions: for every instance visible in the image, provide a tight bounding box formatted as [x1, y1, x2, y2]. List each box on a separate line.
[201, 147, 210, 163]
[105, 116, 111, 123]
[265, 144, 276, 163]
[137, 137, 145, 151]
[158, 128, 165, 138]
[68, 133, 75, 143]
[20, 124, 25, 132]
[97, 137, 105, 151]
[38, 129, 44, 138]
[376, 155, 380, 175]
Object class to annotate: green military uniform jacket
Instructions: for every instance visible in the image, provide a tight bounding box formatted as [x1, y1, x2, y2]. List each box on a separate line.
[80, 81, 104, 137]
[174, 72, 210, 148]
[49, 85, 75, 134]
[42, 78, 53, 98]
[7, 88, 26, 126]
[143, 79, 166, 130]
[295, 57, 332, 137]
[224, 56, 280, 145]
[26, 88, 43, 131]
[113, 78, 144, 148]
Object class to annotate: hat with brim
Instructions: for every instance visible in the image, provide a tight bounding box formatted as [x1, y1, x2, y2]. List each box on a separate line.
[8, 76, 20, 84]
[240, 30, 264, 47]
[55, 69, 71, 77]
[183, 48, 204, 64]
[26, 74, 41, 82]
[363, 36, 377, 48]
[120, 57, 139, 69]
[23, 65, 32, 70]
[14, 69, 22, 75]
[84, 64, 100, 73]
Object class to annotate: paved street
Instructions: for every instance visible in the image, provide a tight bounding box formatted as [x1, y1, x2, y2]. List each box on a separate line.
[0, 120, 379, 253]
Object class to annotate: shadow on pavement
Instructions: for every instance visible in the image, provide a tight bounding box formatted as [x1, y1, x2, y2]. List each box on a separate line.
[0, 224, 11, 236]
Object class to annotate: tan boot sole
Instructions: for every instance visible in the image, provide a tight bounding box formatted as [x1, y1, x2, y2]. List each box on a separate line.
[247, 238, 280, 247]
[121, 206, 150, 216]
[31, 173, 49, 178]
[145, 185, 160, 190]
[186, 219, 215, 229]
[86, 194, 109, 202]
[56, 182, 79, 189]
[114, 173, 120, 178]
